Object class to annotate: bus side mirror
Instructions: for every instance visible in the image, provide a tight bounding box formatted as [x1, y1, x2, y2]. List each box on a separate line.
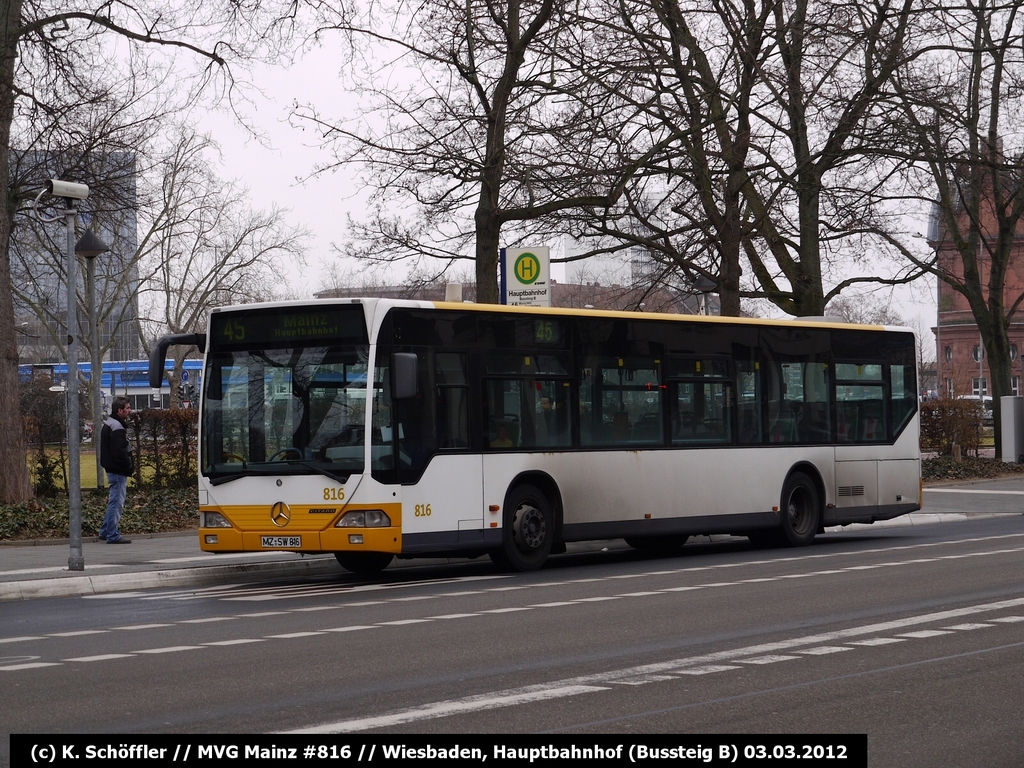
[149, 333, 207, 388]
[391, 353, 418, 399]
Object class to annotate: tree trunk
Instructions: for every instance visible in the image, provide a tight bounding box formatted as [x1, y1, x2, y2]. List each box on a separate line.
[0, 0, 33, 503]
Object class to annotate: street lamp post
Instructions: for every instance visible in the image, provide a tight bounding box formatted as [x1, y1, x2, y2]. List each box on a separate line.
[76, 230, 109, 490]
[693, 275, 717, 316]
[34, 180, 90, 571]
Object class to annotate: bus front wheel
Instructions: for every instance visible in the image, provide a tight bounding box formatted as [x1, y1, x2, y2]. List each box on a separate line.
[779, 472, 820, 547]
[490, 484, 554, 572]
[334, 551, 394, 575]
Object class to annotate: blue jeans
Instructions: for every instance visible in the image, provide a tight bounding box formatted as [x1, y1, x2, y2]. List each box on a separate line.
[99, 473, 128, 542]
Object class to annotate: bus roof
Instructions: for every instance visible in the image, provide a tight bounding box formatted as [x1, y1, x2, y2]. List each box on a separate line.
[207, 297, 908, 334]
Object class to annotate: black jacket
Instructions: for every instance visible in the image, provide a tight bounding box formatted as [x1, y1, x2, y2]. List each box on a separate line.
[100, 414, 134, 476]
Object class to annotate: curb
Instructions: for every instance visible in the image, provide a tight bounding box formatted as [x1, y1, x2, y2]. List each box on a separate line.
[0, 556, 341, 602]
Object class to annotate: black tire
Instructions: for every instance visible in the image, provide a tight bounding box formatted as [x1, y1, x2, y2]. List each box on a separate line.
[334, 551, 394, 574]
[624, 535, 689, 553]
[779, 471, 821, 547]
[489, 484, 554, 572]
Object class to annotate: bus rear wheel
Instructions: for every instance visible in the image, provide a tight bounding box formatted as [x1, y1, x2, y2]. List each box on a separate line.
[779, 471, 821, 547]
[489, 484, 554, 572]
[334, 551, 394, 575]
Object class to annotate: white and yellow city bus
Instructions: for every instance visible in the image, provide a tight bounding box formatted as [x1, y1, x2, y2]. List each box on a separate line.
[149, 299, 921, 574]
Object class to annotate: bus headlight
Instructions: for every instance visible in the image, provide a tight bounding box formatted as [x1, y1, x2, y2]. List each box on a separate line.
[201, 512, 233, 528]
[335, 510, 391, 528]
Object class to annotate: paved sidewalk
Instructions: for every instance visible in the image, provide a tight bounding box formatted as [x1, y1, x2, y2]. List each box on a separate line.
[1, 481, 1020, 602]
[0, 532, 343, 602]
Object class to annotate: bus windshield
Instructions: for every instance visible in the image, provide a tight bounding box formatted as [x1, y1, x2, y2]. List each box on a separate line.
[202, 344, 371, 484]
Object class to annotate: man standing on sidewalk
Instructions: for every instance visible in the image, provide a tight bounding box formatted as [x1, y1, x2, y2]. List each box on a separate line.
[98, 396, 134, 544]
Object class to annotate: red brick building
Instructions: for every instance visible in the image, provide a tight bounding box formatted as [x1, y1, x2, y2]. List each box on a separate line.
[931, 209, 1024, 399]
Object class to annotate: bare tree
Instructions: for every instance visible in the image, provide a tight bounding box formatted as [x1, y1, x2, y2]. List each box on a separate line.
[296, 0, 662, 304]
[542, 0, 925, 317]
[0, 0, 247, 502]
[138, 129, 308, 406]
[892, 0, 1024, 457]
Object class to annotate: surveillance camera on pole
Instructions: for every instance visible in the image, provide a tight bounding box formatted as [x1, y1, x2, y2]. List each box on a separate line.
[31, 179, 91, 571]
[45, 179, 90, 200]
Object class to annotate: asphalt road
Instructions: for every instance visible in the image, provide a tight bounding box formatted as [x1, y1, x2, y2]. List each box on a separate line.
[2, 513, 1023, 768]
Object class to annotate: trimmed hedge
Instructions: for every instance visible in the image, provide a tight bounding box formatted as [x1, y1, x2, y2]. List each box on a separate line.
[921, 456, 1024, 482]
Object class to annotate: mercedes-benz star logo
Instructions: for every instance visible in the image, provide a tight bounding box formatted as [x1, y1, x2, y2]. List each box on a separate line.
[270, 502, 291, 527]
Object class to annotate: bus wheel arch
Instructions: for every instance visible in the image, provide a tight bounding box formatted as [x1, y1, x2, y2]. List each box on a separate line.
[778, 465, 824, 547]
[490, 473, 562, 572]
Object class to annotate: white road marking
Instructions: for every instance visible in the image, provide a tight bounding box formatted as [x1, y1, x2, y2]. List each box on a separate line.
[112, 624, 173, 631]
[739, 655, 801, 664]
[943, 623, 993, 630]
[285, 596, 1024, 733]
[134, 646, 204, 654]
[0, 636, 43, 644]
[265, 632, 325, 639]
[676, 665, 741, 675]
[798, 646, 853, 655]
[293, 606, 341, 612]
[0, 662, 61, 671]
[849, 638, 906, 646]
[204, 639, 265, 646]
[613, 675, 678, 685]
[49, 630, 110, 637]
[179, 617, 236, 624]
[377, 619, 432, 626]
[64, 654, 134, 662]
[323, 626, 379, 633]
[897, 630, 952, 639]
[286, 684, 611, 734]
[479, 607, 533, 613]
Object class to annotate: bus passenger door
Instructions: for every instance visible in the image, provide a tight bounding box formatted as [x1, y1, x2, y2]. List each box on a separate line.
[394, 350, 485, 542]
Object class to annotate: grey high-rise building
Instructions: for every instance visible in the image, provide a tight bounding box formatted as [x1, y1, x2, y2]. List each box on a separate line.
[12, 150, 141, 365]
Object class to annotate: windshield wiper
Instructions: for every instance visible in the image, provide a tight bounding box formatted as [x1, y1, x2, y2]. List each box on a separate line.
[290, 460, 352, 486]
[209, 472, 247, 486]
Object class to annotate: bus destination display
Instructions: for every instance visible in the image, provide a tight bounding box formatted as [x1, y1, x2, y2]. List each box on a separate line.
[211, 306, 368, 348]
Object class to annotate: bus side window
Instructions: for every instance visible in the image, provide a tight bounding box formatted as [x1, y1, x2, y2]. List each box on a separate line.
[436, 353, 469, 449]
[835, 362, 886, 443]
[736, 364, 761, 444]
[394, 349, 437, 480]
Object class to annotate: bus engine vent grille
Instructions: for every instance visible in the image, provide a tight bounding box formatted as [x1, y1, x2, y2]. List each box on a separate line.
[838, 485, 865, 497]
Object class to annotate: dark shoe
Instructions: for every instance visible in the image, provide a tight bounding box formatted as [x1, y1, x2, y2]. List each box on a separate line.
[97, 536, 106, 541]
[107, 538, 132, 544]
